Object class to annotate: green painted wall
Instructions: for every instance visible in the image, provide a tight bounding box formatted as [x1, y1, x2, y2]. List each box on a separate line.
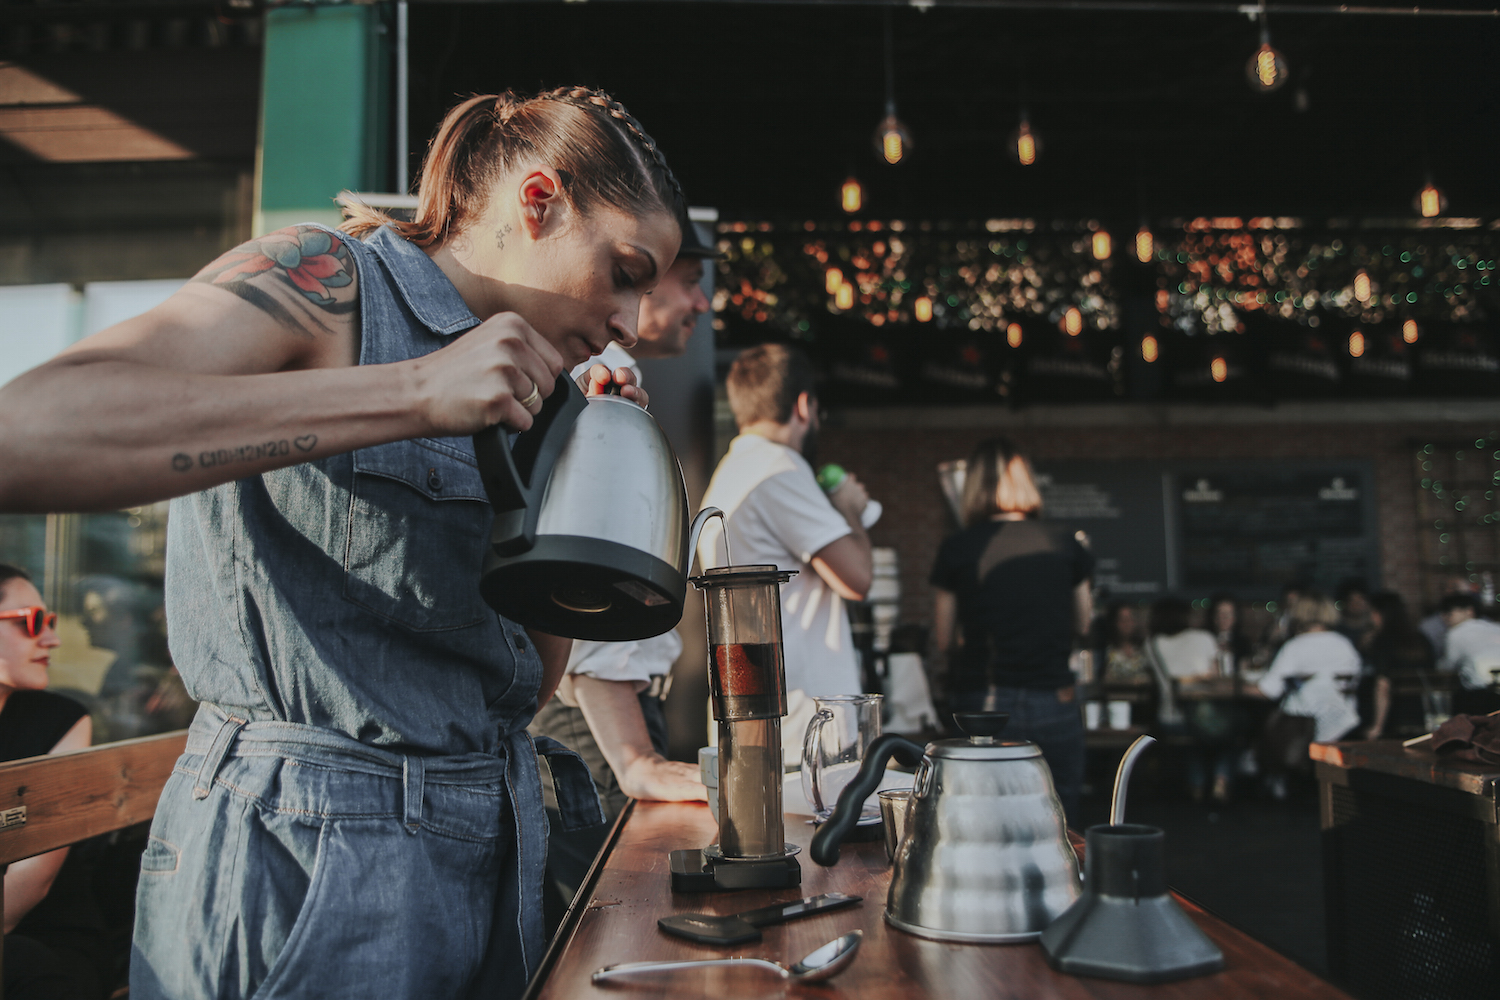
[255, 5, 389, 236]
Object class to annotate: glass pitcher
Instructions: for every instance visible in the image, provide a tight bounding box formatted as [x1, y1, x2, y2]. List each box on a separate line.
[801, 694, 883, 823]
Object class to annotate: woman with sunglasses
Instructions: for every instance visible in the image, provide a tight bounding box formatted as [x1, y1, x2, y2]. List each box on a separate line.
[0, 564, 97, 999]
[0, 88, 684, 1000]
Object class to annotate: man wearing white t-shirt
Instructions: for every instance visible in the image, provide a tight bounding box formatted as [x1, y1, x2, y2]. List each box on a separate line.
[1438, 593, 1500, 714]
[698, 344, 873, 763]
[531, 220, 715, 924]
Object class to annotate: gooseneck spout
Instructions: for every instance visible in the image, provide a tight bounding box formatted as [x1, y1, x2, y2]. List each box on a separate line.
[1109, 734, 1156, 827]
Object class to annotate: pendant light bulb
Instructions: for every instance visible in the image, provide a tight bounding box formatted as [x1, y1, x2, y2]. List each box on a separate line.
[1349, 331, 1365, 358]
[1007, 323, 1023, 348]
[1211, 357, 1228, 382]
[914, 296, 933, 322]
[1013, 117, 1038, 167]
[1246, 13, 1288, 93]
[1092, 230, 1112, 261]
[1403, 319, 1420, 343]
[875, 105, 912, 165]
[1354, 270, 1372, 303]
[1141, 335, 1159, 363]
[1063, 307, 1083, 336]
[835, 283, 855, 310]
[841, 177, 863, 214]
[1416, 181, 1446, 219]
[1135, 227, 1154, 263]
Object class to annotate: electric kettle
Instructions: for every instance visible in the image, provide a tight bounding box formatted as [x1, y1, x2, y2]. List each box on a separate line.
[473, 373, 710, 641]
[810, 712, 1081, 942]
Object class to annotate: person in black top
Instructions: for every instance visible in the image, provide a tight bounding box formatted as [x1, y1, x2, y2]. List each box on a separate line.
[0, 563, 99, 999]
[930, 438, 1093, 821]
[1361, 591, 1434, 739]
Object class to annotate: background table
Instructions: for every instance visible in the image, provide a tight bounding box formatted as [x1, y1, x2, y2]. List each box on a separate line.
[523, 798, 1349, 1000]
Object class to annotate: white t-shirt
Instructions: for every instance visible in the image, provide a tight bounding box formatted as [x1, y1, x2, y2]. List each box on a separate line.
[1259, 630, 1362, 742]
[1152, 629, 1219, 679]
[698, 434, 861, 699]
[1440, 617, 1500, 691]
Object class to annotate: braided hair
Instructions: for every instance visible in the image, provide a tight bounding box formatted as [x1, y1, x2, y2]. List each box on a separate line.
[342, 87, 686, 247]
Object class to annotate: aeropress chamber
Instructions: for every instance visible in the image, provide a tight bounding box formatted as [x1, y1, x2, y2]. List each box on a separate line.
[1039, 736, 1223, 983]
[670, 555, 801, 892]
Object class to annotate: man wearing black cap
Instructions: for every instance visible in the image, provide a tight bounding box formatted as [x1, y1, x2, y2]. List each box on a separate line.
[532, 218, 717, 925]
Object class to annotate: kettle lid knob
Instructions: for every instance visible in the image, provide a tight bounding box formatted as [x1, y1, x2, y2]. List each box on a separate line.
[953, 712, 1010, 745]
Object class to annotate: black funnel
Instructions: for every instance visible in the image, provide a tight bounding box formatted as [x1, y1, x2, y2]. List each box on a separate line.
[1039, 824, 1224, 984]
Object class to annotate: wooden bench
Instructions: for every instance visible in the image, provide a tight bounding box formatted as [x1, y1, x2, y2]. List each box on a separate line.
[0, 730, 187, 999]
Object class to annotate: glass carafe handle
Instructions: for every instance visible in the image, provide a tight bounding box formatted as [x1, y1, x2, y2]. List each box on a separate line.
[801, 708, 834, 818]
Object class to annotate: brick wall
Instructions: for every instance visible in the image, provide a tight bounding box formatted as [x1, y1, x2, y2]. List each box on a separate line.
[820, 401, 1500, 628]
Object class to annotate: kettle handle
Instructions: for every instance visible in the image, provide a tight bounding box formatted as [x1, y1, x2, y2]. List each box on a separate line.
[472, 373, 588, 557]
[810, 733, 925, 867]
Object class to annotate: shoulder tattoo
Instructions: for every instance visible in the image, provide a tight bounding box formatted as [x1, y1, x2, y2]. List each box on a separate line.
[192, 227, 356, 335]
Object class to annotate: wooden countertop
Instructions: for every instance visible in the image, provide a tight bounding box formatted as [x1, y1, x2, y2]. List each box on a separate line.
[1311, 738, 1500, 801]
[525, 799, 1350, 1000]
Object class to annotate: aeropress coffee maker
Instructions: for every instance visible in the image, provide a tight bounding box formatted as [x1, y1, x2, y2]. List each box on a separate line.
[671, 532, 801, 892]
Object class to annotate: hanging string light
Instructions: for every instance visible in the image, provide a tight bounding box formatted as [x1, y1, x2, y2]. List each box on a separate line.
[1416, 179, 1447, 219]
[1092, 230, 1112, 261]
[1353, 270, 1372, 303]
[1063, 307, 1083, 336]
[1135, 227, 1154, 264]
[873, 9, 912, 165]
[914, 296, 933, 322]
[826, 267, 844, 294]
[841, 177, 863, 214]
[835, 283, 855, 310]
[1246, 3, 1289, 93]
[1403, 319, 1420, 343]
[1141, 335, 1159, 363]
[1012, 115, 1039, 166]
[1007, 323, 1023, 348]
[1211, 357, 1228, 382]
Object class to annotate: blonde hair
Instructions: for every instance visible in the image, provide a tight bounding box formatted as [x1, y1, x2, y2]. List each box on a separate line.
[1290, 595, 1340, 633]
[960, 438, 1043, 526]
[341, 88, 684, 247]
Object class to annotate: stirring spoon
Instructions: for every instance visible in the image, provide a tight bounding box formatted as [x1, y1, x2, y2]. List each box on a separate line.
[592, 929, 863, 985]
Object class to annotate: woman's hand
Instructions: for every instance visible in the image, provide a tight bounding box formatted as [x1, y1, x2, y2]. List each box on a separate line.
[579, 363, 650, 409]
[410, 312, 567, 434]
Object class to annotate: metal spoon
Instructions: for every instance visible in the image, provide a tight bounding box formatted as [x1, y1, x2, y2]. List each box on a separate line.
[591, 929, 863, 985]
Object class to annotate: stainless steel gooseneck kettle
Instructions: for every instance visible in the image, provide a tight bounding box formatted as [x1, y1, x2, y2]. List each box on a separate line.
[473, 373, 713, 641]
[811, 712, 1081, 943]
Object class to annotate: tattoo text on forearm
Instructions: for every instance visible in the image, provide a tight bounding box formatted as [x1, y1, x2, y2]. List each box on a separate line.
[171, 434, 317, 472]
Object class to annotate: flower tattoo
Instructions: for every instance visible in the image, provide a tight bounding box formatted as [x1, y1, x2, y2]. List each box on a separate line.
[193, 226, 357, 335]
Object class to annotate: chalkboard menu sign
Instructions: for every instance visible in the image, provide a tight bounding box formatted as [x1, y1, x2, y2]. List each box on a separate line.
[1171, 463, 1378, 600]
[1032, 462, 1171, 601]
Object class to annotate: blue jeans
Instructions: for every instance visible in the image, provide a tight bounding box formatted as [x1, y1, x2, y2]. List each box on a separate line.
[132, 709, 514, 999]
[951, 685, 1086, 825]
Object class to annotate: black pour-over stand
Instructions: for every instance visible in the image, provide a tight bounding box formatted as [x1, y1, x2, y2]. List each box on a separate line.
[670, 565, 802, 893]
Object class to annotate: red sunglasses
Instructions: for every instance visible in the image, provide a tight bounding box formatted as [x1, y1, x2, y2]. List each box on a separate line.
[0, 606, 57, 638]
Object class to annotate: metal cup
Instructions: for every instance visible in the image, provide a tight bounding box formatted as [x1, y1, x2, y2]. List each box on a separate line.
[878, 788, 911, 863]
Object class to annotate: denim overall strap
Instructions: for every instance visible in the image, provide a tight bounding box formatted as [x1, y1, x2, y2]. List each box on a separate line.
[535, 735, 605, 833]
[403, 756, 425, 834]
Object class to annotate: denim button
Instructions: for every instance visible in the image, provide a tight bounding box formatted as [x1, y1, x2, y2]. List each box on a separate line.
[427, 468, 442, 492]
[513, 634, 528, 652]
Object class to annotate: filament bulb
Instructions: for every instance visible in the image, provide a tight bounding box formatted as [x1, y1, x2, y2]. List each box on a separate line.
[835, 283, 854, 310]
[841, 177, 862, 214]
[1014, 119, 1038, 167]
[1141, 335, 1159, 363]
[1007, 322, 1023, 348]
[1092, 231, 1112, 261]
[1349, 331, 1365, 358]
[1135, 228, 1154, 264]
[1403, 319, 1420, 344]
[1354, 270, 1372, 303]
[1211, 357, 1228, 382]
[1247, 43, 1288, 92]
[1064, 307, 1083, 336]
[874, 112, 911, 166]
[826, 268, 844, 295]
[914, 296, 933, 322]
[1417, 183, 1445, 219]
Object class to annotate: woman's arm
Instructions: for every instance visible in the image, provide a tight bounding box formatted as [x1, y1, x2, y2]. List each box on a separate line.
[4, 714, 91, 933]
[0, 228, 565, 513]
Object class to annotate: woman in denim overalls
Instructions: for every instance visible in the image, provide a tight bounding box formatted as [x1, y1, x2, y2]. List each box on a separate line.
[0, 88, 686, 1000]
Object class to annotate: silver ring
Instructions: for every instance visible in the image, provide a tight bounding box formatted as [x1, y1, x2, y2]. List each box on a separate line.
[518, 383, 542, 410]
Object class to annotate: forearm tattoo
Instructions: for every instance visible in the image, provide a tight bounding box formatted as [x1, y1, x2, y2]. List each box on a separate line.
[191, 227, 355, 336]
[170, 434, 318, 473]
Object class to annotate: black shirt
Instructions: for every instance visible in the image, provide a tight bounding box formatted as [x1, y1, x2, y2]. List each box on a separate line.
[930, 519, 1094, 691]
[0, 689, 88, 762]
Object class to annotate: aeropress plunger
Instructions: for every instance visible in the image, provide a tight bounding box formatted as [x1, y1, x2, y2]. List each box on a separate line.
[670, 544, 801, 892]
[1039, 736, 1224, 983]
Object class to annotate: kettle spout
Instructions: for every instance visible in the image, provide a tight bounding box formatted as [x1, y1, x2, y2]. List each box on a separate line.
[689, 507, 729, 571]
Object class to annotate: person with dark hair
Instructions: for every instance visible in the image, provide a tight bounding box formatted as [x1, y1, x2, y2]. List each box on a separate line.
[0, 565, 98, 999]
[698, 343, 873, 763]
[1362, 591, 1434, 739]
[1335, 577, 1374, 649]
[1098, 602, 1148, 685]
[930, 438, 1093, 821]
[0, 87, 689, 999]
[1437, 592, 1500, 714]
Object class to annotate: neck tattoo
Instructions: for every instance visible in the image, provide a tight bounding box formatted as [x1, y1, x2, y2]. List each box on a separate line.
[495, 223, 513, 250]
